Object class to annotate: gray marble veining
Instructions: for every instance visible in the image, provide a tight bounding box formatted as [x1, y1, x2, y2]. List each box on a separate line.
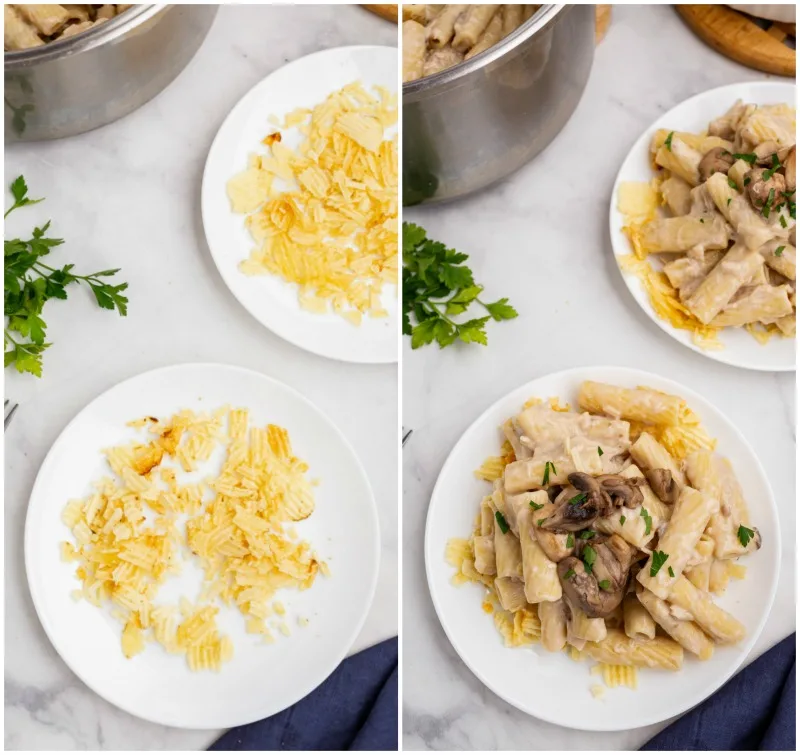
[403, 5, 795, 751]
[4, 6, 397, 751]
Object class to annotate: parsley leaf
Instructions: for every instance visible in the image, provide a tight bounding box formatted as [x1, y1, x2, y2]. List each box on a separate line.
[529, 501, 544, 511]
[640, 508, 652, 536]
[728, 177, 739, 191]
[668, 566, 675, 578]
[403, 223, 517, 349]
[597, 446, 603, 457]
[779, 215, 787, 229]
[737, 525, 755, 548]
[775, 246, 785, 257]
[563, 568, 576, 580]
[566, 533, 574, 548]
[733, 152, 757, 166]
[579, 530, 596, 540]
[619, 515, 626, 526]
[4, 176, 129, 377]
[542, 460, 556, 486]
[536, 518, 546, 527]
[495, 511, 509, 535]
[568, 492, 588, 506]
[762, 153, 781, 180]
[582, 545, 596, 573]
[597, 579, 611, 590]
[650, 550, 669, 577]
[664, 131, 674, 151]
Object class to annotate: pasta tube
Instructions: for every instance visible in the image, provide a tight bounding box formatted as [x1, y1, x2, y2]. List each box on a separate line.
[14, 4, 70, 35]
[502, 418, 531, 461]
[473, 535, 496, 576]
[517, 503, 561, 603]
[568, 603, 607, 643]
[637, 589, 714, 660]
[759, 239, 796, 281]
[637, 486, 719, 599]
[629, 432, 686, 488]
[685, 242, 766, 324]
[685, 535, 714, 591]
[578, 381, 684, 426]
[706, 172, 779, 251]
[464, 11, 503, 60]
[495, 577, 527, 613]
[586, 628, 684, 671]
[402, 21, 427, 83]
[655, 137, 702, 185]
[4, 6, 44, 49]
[538, 599, 567, 652]
[709, 559, 730, 594]
[639, 215, 729, 254]
[502, 4, 523, 35]
[426, 4, 466, 48]
[661, 175, 693, 216]
[494, 524, 523, 580]
[668, 575, 745, 644]
[422, 47, 464, 78]
[623, 594, 656, 641]
[452, 5, 499, 53]
[712, 284, 793, 327]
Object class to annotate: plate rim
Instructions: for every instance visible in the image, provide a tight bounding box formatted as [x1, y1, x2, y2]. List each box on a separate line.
[200, 44, 399, 365]
[608, 80, 797, 373]
[23, 361, 381, 729]
[424, 364, 780, 731]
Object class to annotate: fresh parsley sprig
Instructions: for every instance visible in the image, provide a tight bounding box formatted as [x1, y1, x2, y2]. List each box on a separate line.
[5, 176, 129, 377]
[403, 223, 518, 349]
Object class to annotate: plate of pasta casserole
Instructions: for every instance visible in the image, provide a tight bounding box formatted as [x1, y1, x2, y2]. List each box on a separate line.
[425, 366, 779, 730]
[610, 82, 796, 371]
[25, 363, 380, 728]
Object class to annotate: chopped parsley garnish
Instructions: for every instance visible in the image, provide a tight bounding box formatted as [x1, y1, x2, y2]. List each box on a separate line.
[728, 177, 738, 191]
[727, 197, 732, 207]
[775, 246, 785, 257]
[582, 545, 597, 573]
[744, 176, 751, 186]
[495, 511, 509, 534]
[664, 131, 674, 151]
[597, 446, 604, 457]
[699, 218, 705, 224]
[579, 530, 596, 540]
[779, 215, 788, 229]
[650, 550, 669, 577]
[597, 579, 611, 591]
[737, 524, 756, 548]
[566, 533, 575, 548]
[542, 461, 557, 485]
[537, 518, 546, 527]
[530, 500, 544, 511]
[762, 153, 781, 180]
[568, 492, 588, 506]
[762, 188, 775, 217]
[668, 566, 675, 578]
[564, 568, 576, 580]
[640, 507, 652, 536]
[733, 152, 757, 166]
[619, 515, 626, 526]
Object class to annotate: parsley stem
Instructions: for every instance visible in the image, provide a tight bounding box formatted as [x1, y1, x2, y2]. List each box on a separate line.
[424, 300, 459, 327]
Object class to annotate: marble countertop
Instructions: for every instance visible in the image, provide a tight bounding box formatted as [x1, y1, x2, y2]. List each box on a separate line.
[403, 5, 795, 751]
[4, 6, 397, 751]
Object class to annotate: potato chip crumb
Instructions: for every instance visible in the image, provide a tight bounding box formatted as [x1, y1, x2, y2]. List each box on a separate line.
[298, 616, 309, 628]
[591, 684, 606, 699]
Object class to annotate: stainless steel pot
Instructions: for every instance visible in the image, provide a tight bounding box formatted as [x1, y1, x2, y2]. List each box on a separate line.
[403, 4, 595, 205]
[4, 4, 218, 142]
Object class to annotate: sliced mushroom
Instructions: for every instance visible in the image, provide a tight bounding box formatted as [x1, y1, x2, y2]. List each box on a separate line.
[746, 166, 786, 211]
[533, 524, 574, 562]
[596, 474, 645, 508]
[784, 146, 796, 194]
[645, 468, 679, 504]
[585, 534, 635, 594]
[540, 494, 600, 532]
[699, 147, 735, 182]
[558, 556, 625, 619]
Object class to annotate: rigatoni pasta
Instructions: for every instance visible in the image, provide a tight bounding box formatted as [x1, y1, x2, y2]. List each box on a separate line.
[446, 379, 763, 685]
[402, 4, 541, 82]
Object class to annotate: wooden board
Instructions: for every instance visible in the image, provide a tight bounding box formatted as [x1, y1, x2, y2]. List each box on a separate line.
[362, 4, 398, 23]
[677, 4, 795, 77]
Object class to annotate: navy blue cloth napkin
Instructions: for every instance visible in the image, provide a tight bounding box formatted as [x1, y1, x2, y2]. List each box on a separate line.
[643, 633, 796, 751]
[210, 637, 398, 751]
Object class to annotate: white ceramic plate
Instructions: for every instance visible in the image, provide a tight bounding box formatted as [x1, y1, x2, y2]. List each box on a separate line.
[425, 366, 779, 731]
[609, 81, 796, 372]
[25, 363, 380, 729]
[201, 46, 398, 364]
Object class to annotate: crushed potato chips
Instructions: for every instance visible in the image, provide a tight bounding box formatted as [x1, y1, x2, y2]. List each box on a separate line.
[227, 81, 398, 324]
[61, 408, 327, 671]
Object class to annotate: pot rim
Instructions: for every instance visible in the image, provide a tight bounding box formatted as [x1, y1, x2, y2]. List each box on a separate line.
[402, 4, 564, 98]
[4, 4, 166, 70]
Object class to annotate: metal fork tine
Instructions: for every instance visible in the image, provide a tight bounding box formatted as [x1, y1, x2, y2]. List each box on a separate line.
[5, 402, 19, 429]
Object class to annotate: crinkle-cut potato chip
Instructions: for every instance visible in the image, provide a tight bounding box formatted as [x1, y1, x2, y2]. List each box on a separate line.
[226, 81, 398, 324]
[61, 407, 328, 672]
